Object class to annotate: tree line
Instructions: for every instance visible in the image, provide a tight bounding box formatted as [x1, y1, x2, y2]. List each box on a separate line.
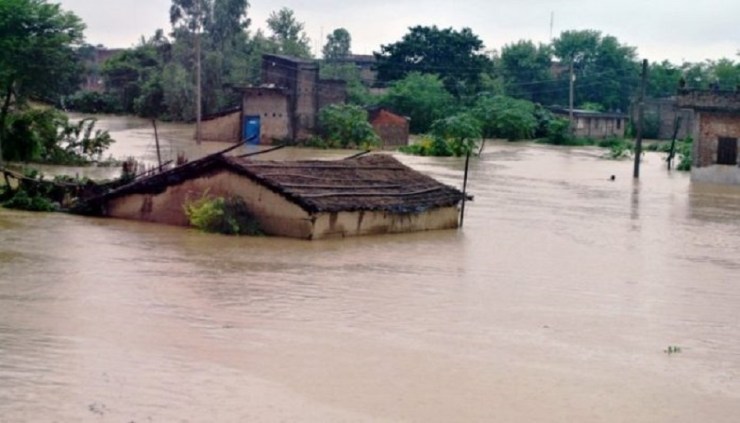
[2, 0, 739, 162]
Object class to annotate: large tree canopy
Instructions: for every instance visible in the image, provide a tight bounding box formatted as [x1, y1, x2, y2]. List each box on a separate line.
[0, 0, 85, 161]
[552, 30, 639, 111]
[499, 40, 554, 104]
[374, 26, 492, 97]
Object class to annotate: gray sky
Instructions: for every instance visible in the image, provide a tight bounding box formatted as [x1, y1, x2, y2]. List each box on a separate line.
[57, 0, 739, 63]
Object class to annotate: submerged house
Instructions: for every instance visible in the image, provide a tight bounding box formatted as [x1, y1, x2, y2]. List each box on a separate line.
[677, 89, 740, 185]
[550, 107, 628, 139]
[96, 154, 464, 239]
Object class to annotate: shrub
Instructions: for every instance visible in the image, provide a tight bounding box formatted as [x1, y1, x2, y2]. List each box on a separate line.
[472, 95, 538, 141]
[184, 194, 262, 235]
[317, 104, 380, 149]
[544, 118, 572, 145]
[429, 113, 482, 156]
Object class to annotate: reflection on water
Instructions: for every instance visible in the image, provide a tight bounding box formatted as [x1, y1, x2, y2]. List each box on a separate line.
[1, 115, 740, 421]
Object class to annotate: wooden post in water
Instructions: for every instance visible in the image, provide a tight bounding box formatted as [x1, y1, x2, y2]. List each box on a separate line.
[152, 120, 162, 169]
[633, 59, 648, 179]
[667, 116, 682, 170]
[460, 149, 471, 228]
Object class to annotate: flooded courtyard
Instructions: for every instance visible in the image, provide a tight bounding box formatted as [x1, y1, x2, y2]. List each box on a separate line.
[1, 115, 740, 421]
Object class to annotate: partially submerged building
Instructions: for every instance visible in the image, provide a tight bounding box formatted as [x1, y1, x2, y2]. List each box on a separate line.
[550, 107, 628, 139]
[677, 89, 740, 185]
[367, 107, 410, 148]
[95, 154, 464, 239]
[200, 54, 347, 144]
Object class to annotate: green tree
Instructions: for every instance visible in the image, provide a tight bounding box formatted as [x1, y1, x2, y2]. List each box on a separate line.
[647, 60, 683, 97]
[266, 7, 312, 58]
[499, 40, 554, 103]
[430, 113, 482, 156]
[709, 58, 740, 90]
[472, 95, 538, 141]
[317, 104, 379, 149]
[209, 0, 250, 49]
[322, 28, 351, 60]
[552, 30, 639, 111]
[375, 26, 492, 97]
[0, 0, 85, 162]
[380, 72, 454, 134]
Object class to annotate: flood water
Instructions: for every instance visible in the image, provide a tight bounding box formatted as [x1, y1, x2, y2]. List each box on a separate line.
[1, 115, 740, 422]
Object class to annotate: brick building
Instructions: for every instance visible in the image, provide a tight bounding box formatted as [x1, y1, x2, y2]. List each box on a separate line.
[200, 54, 347, 144]
[677, 89, 740, 185]
[367, 107, 409, 148]
[639, 97, 695, 140]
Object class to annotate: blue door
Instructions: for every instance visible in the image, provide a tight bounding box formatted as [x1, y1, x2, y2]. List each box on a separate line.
[243, 115, 260, 144]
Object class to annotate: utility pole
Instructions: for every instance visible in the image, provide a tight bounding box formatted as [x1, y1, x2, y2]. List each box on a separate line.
[633, 59, 648, 179]
[569, 60, 575, 134]
[194, 1, 203, 145]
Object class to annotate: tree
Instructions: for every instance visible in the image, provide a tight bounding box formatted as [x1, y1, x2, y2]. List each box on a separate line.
[375, 26, 492, 97]
[209, 0, 250, 49]
[266, 7, 312, 58]
[552, 30, 639, 111]
[317, 104, 379, 149]
[647, 60, 683, 97]
[472, 95, 538, 141]
[0, 0, 85, 162]
[499, 40, 554, 103]
[430, 113, 482, 156]
[380, 72, 455, 134]
[322, 28, 351, 60]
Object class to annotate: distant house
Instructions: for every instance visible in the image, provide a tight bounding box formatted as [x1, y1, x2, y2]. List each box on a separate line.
[677, 89, 740, 185]
[199, 54, 347, 144]
[550, 107, 628, 139]
[81, 47, 124, 92]
[96, 154, 464, 239]
[368, 107, 410, 148]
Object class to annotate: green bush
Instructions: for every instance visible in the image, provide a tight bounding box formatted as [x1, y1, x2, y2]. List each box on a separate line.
[317, 104, 380, 149]
[399, 135, 452, 157]
[472, 95, 538, 141]
[63, 91, 122, 114]
[543, 118, 572, 145]
[429, 113, 481, 156]
[184, 194, 262, 235]
[676, 140, 692, 171]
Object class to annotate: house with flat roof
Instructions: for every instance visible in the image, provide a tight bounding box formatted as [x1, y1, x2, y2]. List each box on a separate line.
[677, 89, 740, 185]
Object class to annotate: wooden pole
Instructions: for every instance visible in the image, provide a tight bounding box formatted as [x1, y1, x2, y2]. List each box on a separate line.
[667, 115, 682, 170]
[460, 149, 471, 228]
[152, 119, 162, 169]
[569, 60, 575, 135]
[633, 59, 648, 179]
[195, 3, 202, 145]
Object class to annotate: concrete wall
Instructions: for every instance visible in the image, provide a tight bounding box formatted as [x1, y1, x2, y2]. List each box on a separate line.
[311, 207, 460, 239]
[295, 64, 319, 140]
[318, 80, 348, 112]
[243, 88, 291, 145]
[573, 116, 626, 139]
[200, 111, 241, 142]
[642, 98, 694, 140]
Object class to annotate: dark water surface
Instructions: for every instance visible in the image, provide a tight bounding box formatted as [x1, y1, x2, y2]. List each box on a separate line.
[1, 116, 739, 422]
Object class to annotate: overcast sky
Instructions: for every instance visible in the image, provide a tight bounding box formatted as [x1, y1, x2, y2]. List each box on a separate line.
[56, 0, 738, 63]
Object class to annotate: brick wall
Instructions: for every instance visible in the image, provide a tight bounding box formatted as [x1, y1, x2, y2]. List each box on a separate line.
[695, 112, 740, 167]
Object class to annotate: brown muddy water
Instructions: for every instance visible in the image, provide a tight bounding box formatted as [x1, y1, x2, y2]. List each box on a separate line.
[1, 115, 740, 422]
